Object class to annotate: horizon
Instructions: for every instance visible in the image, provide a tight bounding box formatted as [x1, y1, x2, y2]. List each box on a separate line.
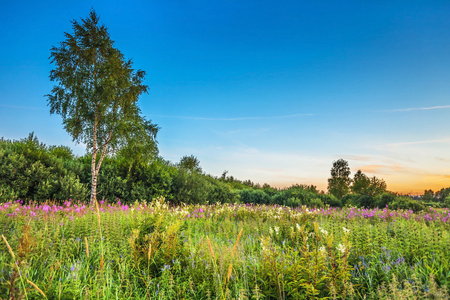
[1, 1, 449, 195]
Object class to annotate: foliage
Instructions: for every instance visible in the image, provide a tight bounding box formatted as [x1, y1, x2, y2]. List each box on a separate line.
[389, 196, 425, 211]
[375, 193, 397, 208]
[2, 134, 449, 214]
[47, 10, 158, 201]
[0, 200, 449, 299]
[238, 189, 271, 205]
[178, 155, 202, 173]
[328, 159, 352, 199]
[340, 192, 426, 211]
[352, 170, 387, 196]
[0, 134, 88, 202]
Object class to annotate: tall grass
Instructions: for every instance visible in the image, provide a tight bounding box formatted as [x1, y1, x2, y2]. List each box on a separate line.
[0, 199, 449, 299]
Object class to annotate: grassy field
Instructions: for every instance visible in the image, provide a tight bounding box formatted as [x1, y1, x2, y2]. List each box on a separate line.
[0, 198, 449, 299]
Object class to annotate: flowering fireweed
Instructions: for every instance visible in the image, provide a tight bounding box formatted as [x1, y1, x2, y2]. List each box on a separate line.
[0, 197, 449, 299]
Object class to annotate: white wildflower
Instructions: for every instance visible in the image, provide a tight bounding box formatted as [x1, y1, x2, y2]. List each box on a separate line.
[274, 226, 280, 235]
[319, 227, 328, 236]
[337, 243, 346, 254]
[343, 227, 350, 234]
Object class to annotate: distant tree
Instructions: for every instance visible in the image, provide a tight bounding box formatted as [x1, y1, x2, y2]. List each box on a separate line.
[327, 159, 352, 199]
[352, 170, 387, 196]
[436, 187, 450, 202]
[220, 170, 228, 180]
[422, 189, 435, 202]
[367, 176, 387, 196]
[47, 10, 158, 202]
[352, 170, 370, 194]
[445, 195, 450, 208]
[178, 155, 202, 173]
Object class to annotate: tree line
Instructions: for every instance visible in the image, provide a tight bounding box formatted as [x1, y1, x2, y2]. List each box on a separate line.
[1, 134, 449, 211]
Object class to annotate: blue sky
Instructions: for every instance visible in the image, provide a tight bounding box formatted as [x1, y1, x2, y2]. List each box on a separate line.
[1, 1, 449, 193]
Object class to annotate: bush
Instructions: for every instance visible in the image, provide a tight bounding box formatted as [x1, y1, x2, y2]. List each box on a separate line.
[375, 193, 396, 208]
[359, 195, 376, 208]
[390, 196, 425, 212]
[284, 197, 302, 207]
[318, 194, 342, 207]
[238, 189, 271, 205]
[171, 170, 212, 205]
[445, 196, 450, 208]
[206, 179, 239, 204]
[0, 134, 88, 203]
[341, 194, 360, 207]
[309, 197, 325, 208]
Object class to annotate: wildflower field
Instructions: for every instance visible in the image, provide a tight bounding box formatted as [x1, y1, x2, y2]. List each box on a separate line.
[1, 198, 449, 299]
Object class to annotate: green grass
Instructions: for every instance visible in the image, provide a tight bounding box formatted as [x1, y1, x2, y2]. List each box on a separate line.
[0, 198, 449, 299]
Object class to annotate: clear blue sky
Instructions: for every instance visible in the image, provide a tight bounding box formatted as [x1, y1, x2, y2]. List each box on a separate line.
[1, 0, 449, 193]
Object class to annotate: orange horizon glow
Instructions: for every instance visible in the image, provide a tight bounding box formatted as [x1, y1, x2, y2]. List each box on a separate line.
[265, 176, 449, 196]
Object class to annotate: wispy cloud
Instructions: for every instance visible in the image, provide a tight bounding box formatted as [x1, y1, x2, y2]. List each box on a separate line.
[380, 105, 450, 112]
[388, 137, 450, 147]
[359, 164, 407, 175]
[335, 155, 370, 161]
[435, 157, 450, 162]
[149, 113, 313, 121]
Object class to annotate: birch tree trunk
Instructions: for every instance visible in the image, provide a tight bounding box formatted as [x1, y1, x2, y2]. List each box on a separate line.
[90, 126, 112, 203]
[90, 120, 98, 202]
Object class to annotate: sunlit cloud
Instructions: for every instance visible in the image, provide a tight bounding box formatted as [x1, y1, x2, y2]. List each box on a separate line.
[419, 174, 450, 189]
[359, 164, 409, 175]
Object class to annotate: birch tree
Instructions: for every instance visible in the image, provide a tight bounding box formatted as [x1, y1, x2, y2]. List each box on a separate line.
[47, 10, 158, 202]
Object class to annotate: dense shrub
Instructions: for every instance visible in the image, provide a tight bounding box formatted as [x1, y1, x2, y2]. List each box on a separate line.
[375, 193, 396, 208]
[359, 195, 376, 208]
[171, 170, 211, 205]
[389, 196, 425, 212]
[205, 178, 239, 204]
[341, 194, 360, 207]
[0, 134, 88, 202]
[270, 185, 312, 206]
[445, 196, 450, 208]
[2, 135, 447, 210]
[309, 197, 325, 208]
[318, 193, 342, 207]
[238, 189, 271, 204]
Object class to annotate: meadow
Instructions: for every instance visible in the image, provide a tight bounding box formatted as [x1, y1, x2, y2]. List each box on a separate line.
[0, 198, 449, 299]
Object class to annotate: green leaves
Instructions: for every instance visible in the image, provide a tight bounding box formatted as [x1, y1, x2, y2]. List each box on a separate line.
[47, 10, 158, 201]
[47, 9, 157, 153]
[328, 159, 352, 199]
[0, 136, 88, 202]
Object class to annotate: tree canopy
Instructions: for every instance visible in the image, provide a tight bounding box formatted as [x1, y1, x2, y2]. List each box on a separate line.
[47, 10, 158, 201]
[327, 159, 352, 199]
[352, 170, 387, 196]
[178, 155, 202, 173]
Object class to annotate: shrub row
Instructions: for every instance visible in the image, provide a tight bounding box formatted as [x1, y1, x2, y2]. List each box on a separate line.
[1, 135, 447, 211]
